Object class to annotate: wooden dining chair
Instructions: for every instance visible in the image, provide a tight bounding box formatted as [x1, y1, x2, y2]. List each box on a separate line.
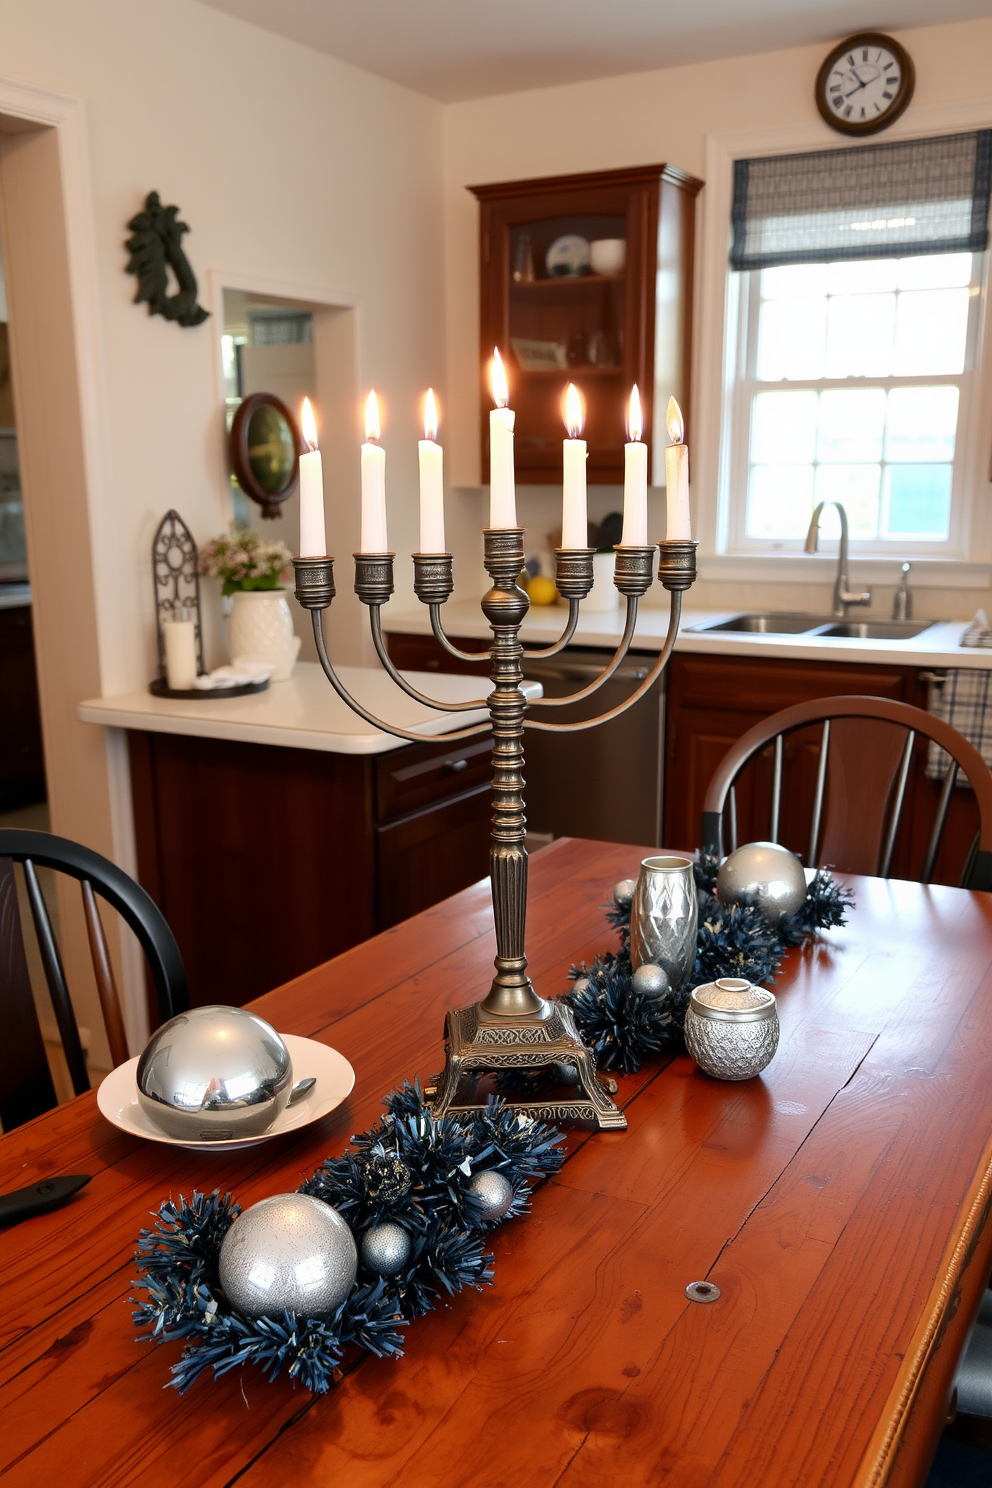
[700, 695, 992, 891]
[0, 828, 188, 1129]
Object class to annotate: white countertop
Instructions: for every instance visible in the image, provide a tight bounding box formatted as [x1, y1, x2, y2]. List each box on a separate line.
[79, 663, 541, 755]
[383, 599, 992, 670]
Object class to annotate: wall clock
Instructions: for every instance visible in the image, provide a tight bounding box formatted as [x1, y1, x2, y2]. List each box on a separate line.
[815, 32, 915, 137]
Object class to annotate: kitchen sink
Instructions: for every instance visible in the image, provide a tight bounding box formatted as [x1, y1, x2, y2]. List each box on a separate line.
[691, 612, 939, 640]
[817, 619, 936, 640]
[693, 612, 835, 634]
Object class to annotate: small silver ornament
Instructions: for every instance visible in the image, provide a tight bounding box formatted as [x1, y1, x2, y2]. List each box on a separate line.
[218, 1193, 357, 1318]
[613, 879, 637, 909]
[360, 1222, 412, 1277]
[631, 962, 670, 999]
[571, 975, 592, 998]
[551, 1060, 581, 1085]
[715, 841, 806, 925]
[684, 978, 780, 1081]
[468, 1169, 513, 1222]
[136, 1004, 292, 1140]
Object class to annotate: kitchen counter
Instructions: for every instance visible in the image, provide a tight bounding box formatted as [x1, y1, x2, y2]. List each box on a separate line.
[79, 663, 541, 755]
[383, 599, 991, 670]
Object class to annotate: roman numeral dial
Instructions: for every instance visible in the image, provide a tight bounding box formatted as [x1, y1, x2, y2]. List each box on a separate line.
[816, 33, 915, 137]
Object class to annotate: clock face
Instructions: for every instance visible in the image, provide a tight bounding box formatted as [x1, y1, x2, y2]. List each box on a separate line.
[816, 33, 915, 137]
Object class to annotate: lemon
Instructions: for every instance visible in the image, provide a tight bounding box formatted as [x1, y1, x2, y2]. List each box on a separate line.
[527, 576, 558, 606]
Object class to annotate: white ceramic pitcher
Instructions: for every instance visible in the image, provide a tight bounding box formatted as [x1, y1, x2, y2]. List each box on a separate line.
[228, 590, 301, 681]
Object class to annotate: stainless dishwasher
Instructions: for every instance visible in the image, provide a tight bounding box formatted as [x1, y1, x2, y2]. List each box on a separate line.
[521, 647, 664, 847]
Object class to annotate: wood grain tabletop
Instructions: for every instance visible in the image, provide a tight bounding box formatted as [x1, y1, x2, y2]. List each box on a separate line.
[2, 836, 991, 1488]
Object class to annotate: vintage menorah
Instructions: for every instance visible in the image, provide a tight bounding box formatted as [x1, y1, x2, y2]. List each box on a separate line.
[293, 529, 696, 1131]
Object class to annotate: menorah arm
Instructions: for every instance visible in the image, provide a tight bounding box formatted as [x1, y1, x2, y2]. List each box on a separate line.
[311, 609, 488, 744]
[516, 598, 580, 660]
[524, 596, 639, 708]
[524, 592, 682, 733]
[429, 605, 492, 665]
[368, 606, 488, 713]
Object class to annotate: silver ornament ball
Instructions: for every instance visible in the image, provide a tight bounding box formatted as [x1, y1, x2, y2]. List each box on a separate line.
[631, 962, 670, 999]
[360, 1222, 412, 1277]
[716, 841, 806, 925]
[218, 1193, 357, 1318]
[136, 1004, 292, 1140]
[468, 1169, 514, 1223]
[571, 975, 592, 997]
[612, 879, 637, 909]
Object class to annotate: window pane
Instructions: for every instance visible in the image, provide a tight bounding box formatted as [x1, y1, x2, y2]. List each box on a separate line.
[893, 288, 969, 374]
[752, 390, 818, 463]
[747, 465, 814, 539]
[896, 252, 972, 290]
[885, 387, 959, 462]
[814, 464, 881, 538]
[825, 293, 895, 377]
[826, 259, 898, 295]
[817, 389, 886, 463]
[883, 465, 952, 539]
[760, 263, 828, 299]
[757, 298, 826, 380]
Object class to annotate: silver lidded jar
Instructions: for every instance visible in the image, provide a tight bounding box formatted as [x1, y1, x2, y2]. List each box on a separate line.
[629, 855, 698, 993]
[137, 1004, 293, 1140]
[684, 978, 779, 1081]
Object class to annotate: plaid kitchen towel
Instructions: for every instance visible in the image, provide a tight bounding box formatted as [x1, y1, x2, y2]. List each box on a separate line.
[927, 667, 992, 781]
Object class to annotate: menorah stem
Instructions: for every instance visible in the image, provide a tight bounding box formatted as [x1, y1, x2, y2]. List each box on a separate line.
[479, 528, 544, 1019]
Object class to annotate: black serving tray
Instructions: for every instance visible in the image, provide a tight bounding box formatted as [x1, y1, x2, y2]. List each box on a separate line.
[148, 677, 270, 701]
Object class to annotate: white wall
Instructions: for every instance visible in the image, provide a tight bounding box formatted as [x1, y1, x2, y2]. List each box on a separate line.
[441, 16, 992, 618]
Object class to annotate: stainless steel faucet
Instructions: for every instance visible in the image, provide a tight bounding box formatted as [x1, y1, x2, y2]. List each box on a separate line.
[804, 501, 871, 618]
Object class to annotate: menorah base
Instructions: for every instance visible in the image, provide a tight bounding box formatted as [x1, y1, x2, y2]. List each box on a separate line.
[424, 1000, 627, 1130]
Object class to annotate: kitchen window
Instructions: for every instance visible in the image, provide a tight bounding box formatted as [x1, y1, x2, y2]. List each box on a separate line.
[724, 130, 991, 557]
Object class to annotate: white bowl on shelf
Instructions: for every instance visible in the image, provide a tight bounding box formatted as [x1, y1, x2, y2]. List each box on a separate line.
[590, 238, 626, 275]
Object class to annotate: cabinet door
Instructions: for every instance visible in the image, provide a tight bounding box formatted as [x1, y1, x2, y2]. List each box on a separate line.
[664, 653, 921, 856]
[376, 784, 491, 930]
[473, 164, 701, 486]
[384, 630, 489, 677]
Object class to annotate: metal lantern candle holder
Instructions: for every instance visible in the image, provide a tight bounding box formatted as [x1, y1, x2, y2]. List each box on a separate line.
[293, 531, 696, 1130]
[151, 509, 205, 681]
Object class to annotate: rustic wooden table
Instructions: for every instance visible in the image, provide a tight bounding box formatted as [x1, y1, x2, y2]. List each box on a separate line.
[3, 837, 992, 1488]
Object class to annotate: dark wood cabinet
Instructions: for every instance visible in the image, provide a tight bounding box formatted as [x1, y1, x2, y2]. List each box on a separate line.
[664, 652, 978, 887]
[471, 164, 702, 485]
[128, 729, 493, 1009]
[0, 603, 45, 810]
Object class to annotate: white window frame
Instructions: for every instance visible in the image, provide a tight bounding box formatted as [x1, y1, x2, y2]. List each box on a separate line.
[692, 104, 992, 590]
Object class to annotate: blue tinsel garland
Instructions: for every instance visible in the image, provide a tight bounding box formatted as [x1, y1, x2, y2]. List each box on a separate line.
[132, 1083, 564, 1395]
[563, 849, 854, 1074]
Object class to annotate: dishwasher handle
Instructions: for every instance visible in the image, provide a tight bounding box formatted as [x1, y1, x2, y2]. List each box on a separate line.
[524, 660, 650, 683]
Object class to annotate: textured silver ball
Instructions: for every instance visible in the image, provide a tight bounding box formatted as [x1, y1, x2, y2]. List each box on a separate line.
[218, 1193, 357, 1318]
[551, 1060, 581, 1085]
[632, 962, 670, 999]
[613, 879, 637, 909]
[571, 975, 592, 997]
[468, 1169, 514, 1222]
[360, 1222, 412, 1277]
[716, 841, 806, 925]
[136, 1004, 292, 1140]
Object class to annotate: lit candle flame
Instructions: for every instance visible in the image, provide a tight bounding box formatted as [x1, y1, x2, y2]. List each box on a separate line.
[666, 396, 684, 445]
[627, 385, 643, 443]
[300, 396, 318, 451]
[424, 388, 438, 442]
[490, 348, 509, 409]
[563, 382, 585, 438]
[364, 389, 380, 442]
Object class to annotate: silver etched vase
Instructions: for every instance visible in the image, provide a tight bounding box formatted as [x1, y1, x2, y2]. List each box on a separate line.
[629, 854, 698, 992]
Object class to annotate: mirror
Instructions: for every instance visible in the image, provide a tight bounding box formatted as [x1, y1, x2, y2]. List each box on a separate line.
[229, 391, 304, 518]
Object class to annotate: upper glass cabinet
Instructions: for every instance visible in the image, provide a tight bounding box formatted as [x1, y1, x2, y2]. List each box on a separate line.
[472, 165, 703, 485]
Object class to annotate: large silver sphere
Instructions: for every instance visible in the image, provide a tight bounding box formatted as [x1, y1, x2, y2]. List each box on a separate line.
[468, 1170, 514, 1223]
[219, 1193, 357, 1318]
[632, 962, 670, 999]
[137, 1005, 293, 1140]
[612, 879, 637, 909]
[716, 842, 806, 925]
[360, 1222, 412, 1277]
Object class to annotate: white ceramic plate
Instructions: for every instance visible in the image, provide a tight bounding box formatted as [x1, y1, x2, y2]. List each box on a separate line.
[545, 233, 590, 276]
[97, 1033, 355, 1152]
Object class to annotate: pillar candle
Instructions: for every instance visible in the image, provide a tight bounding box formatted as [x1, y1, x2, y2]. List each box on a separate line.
[665, 396, 691, 540]
[489, 348, 516, 528]
[419, 388, 445, 553]
[298, 397, 325, 557]
[621, 384, 648, 546]
[164, 618, 198, 690]
[361, 389, 388, 552]
[561, 382, 587, 549]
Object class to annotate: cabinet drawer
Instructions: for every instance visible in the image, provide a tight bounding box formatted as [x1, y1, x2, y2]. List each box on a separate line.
[385, 631, 489, 677]
[375, 734, 491, 822]
[377, 783, 491, 930]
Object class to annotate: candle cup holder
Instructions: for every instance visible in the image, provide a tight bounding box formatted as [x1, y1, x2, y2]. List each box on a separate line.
[294, 525, 696, 1130]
